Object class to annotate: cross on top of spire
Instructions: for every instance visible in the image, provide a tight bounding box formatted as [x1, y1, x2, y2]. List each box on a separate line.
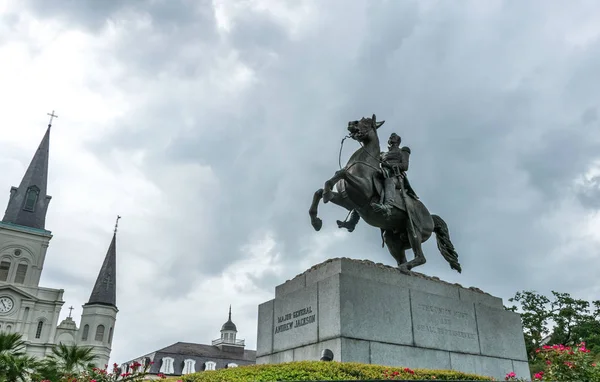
[68, 306, 74, 318]
[47, 110, 58, 127]
[114, 215, 121, 234]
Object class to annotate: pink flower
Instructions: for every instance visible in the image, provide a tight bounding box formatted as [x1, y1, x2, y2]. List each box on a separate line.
[505, 371, 516, 380]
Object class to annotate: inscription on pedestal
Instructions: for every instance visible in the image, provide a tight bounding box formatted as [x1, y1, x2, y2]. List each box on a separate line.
[275, 306, 316, 334]
[272, 284, 319, 352]
[415, 303, 477, 340]
[411, 292, 480, 354]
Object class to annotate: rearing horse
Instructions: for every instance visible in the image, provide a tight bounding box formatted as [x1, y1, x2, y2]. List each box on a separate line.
[308, 114, 461, 274]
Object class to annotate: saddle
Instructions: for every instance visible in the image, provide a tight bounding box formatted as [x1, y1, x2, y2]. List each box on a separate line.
[371, 172, 409, 211]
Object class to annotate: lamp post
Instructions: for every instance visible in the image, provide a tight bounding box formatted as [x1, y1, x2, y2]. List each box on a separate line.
[320, 349, 334, 362]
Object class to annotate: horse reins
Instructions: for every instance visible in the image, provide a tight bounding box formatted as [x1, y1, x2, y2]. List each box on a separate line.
[339, 135, 351, 169]
[339, 134, 382, 171]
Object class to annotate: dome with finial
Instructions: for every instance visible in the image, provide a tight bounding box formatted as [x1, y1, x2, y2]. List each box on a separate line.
[221, 305, 237, 332]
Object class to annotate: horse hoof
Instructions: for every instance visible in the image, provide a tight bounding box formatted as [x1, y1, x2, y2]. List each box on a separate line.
[398, 265, 411, 274]
[336, 220, 355, 232]
[312, 218, 323, 231]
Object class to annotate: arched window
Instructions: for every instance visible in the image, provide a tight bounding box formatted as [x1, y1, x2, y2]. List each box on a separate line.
[204, 361, 216, 371]
[14, 263, 27, 284]
[5, 325, 11, 333]
[95, 325, 105, 341]
[182, 359, 196, 374]
[23, 186, 40, 212]
[0, 260, 10, 282]
[81, 324, 89, 340]
[108, 327, 113, 344]
[35, 321, 43, 339]
[159, 357, 174, 374]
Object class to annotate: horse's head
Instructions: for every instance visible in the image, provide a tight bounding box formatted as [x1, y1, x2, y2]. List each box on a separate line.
[347, 114, 385, 144]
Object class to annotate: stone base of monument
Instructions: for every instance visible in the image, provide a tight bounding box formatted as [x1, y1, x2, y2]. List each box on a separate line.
[256, 258, 530, 381]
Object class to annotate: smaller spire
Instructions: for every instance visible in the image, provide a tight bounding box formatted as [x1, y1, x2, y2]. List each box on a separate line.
[229, 305, 232, 321]
[86, 216, 120, 308]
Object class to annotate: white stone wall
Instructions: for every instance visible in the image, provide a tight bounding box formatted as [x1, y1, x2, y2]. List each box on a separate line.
[77, 304, 118, 368]
[55, 331, 76, 346]
[0, 224, 52, 288]
[0, 225, 64, 358]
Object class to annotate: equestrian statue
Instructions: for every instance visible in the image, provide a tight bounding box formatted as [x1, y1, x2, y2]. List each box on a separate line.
[308, 115, 461, 274]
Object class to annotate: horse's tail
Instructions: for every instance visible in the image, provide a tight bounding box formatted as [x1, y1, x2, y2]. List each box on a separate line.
[431, 214, 462, 273]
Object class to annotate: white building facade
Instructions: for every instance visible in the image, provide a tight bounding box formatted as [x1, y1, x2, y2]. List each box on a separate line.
[0, 121, 118, 367]
[121, 307, 256, 378]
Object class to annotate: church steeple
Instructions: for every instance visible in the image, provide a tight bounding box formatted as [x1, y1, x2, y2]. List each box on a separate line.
[2, 112, 56, 230]
[85, 216, 120, 308]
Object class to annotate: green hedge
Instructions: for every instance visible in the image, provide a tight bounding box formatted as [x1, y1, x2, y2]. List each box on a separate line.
[177, 361, 493, 381]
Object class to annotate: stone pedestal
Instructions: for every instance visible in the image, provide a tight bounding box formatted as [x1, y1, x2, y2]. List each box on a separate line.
[256, 258, 530, 381]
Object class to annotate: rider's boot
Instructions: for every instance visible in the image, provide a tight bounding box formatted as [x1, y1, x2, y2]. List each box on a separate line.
[371, 200, 393, 216]
[336, 210, 360, 232]
[371, 178, 395, 216]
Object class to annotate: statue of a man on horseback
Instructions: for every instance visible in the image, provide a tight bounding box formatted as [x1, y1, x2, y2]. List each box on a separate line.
[372, 132, 418, 216]
[309, 114, 462, 274]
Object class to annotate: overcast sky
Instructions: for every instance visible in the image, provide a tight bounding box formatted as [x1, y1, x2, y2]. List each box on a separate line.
[2, 0, 600, 365]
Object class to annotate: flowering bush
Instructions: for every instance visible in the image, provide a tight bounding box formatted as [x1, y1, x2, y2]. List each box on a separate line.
[533, 342, 600, 381]
[382, 367, 416, 379]
[504, 371, 528, 381]
[504, 342, 600, 381]
[56, 361, 152, 382]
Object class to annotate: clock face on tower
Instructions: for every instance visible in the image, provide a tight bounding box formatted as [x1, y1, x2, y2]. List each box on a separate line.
[0, 296, 14, 313]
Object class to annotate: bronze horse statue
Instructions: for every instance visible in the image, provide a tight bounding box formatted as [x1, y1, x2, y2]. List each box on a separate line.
[308, 115, 461, 274]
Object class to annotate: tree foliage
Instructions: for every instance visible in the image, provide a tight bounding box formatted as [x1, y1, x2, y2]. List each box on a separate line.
[507, 290, 600, 361]
[37, 342, 98, 380]
[0, 332, 101, 382]
[0, 332, 40, 382]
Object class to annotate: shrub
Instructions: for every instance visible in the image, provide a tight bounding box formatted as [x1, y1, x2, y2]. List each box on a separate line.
[532, 342, 600, 381]
[177, 361, 493, 381]
[504, 342, 600, 381]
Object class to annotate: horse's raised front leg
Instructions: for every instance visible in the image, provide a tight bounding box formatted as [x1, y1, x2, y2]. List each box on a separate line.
[323, 169, 345, 203]
[309, 189, 324, 231]
[309, 187, 357, 232]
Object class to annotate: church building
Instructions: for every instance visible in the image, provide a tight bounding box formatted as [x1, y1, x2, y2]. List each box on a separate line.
[0, 116, 118, 367]
[121, 307, 256, 378]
